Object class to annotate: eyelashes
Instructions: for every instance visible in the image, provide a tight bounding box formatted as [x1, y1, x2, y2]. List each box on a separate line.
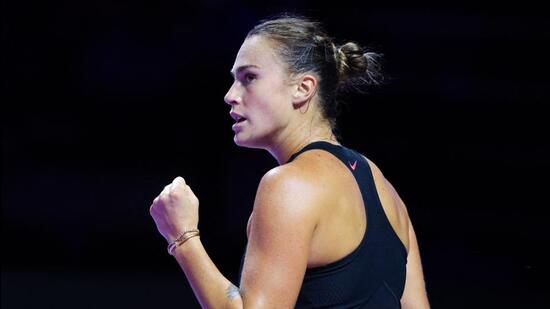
[229, 72, 257, 86]
[242, 73, 256, 84]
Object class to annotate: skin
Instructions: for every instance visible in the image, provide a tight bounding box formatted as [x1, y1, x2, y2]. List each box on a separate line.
[149, 34, 430, 308]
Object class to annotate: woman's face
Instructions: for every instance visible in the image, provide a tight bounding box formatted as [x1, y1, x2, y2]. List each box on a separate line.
[224, 35, 295, 149]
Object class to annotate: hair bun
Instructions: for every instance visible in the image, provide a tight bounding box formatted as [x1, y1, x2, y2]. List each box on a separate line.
[336, 42, 384, 91]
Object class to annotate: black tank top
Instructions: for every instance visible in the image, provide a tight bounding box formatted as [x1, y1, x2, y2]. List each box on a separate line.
[239, 141, 408, 308]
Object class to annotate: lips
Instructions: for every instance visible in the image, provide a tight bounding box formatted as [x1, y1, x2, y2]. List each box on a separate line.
[230, 111, 247, 123]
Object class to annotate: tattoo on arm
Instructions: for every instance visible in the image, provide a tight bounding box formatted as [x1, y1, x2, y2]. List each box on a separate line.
[225, 283, 241, 299]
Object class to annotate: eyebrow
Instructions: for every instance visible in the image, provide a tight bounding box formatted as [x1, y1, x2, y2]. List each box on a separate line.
[230, 65, 260, 78]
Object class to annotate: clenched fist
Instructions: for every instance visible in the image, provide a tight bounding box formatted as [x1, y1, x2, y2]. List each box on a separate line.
[149, 176, 199, 243]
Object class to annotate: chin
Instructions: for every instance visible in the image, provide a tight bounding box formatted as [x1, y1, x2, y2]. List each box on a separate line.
[233, 135, 245, 146]
[233, 133, 265, 149]
[233, 133, 250, 147]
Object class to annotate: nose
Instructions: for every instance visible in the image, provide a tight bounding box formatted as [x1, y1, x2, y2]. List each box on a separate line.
[224, 81, 240, 106]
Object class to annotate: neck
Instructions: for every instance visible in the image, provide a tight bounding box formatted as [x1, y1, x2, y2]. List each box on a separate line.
[267, 121, 339, 165]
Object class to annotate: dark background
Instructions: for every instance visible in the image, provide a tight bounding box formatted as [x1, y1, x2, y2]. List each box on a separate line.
[2, 1, 549, 308]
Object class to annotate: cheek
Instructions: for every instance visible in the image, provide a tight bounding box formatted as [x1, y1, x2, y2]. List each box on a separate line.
[258, 103, 289, 130]
[247, 78, 291, 125]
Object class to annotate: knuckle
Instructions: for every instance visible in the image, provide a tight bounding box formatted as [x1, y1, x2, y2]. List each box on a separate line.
[159, 192, 169, 203]
[168, 190, 180, 200]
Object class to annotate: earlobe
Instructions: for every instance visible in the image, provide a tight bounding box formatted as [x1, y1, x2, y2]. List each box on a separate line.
[292, 74, 317, 108]
[292, 91, 308, 109]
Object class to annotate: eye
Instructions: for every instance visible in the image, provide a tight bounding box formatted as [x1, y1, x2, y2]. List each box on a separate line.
[243, 73, 256, 83]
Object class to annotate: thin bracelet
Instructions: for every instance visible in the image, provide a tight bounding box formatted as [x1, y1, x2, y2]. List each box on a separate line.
[167, 230, 200, 256]
[167, 231, 199, 255]
[170, 229, 199, 245]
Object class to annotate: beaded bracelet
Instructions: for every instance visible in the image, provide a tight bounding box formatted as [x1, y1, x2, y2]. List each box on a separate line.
[167, 229, 200, 256]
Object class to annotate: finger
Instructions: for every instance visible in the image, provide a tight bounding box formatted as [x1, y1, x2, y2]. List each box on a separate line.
[162, 184, 171, 194]
[171, 177, 187, 192]
[149, 196, 160, 213]
[173, 176, 186, 186]
[187, 185, 198, 197]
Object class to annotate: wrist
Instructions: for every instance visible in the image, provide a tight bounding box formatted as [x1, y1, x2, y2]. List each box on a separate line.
[167, 229, 200, 256]
[172, 235, 201, 258]
[167, 227, 199, 244]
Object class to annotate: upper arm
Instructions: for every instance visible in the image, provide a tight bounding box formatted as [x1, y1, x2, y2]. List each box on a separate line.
[401, 218, 431, 308]
[239, 167, 320, 309]
[363, 156, 430, 308]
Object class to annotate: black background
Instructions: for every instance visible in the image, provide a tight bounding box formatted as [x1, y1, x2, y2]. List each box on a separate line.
[2, 1, 549, 308]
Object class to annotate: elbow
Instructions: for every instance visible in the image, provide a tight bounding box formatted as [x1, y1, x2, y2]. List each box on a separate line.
[225, 298, 243, 309]
[221, 291, 243, 309]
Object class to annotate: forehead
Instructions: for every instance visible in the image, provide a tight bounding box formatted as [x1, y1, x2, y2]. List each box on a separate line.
[231, 35, 283, 73]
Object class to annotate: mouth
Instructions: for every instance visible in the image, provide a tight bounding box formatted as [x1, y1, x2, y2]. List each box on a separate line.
[231, 113, 248, 131]
[230, 111, 248, 123]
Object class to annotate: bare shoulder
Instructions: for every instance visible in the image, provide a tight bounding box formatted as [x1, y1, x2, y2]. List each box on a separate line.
[246, 157, 329, 239]
[360, 155, 412, 251]
[254, 159, 326, 215]
[361, 155, 388, 187]
[360, 156, 430, 307]
[361, 155, 408, 212]
[241, 159, 331, 308]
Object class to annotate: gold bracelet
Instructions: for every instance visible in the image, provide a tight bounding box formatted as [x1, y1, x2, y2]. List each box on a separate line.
[167, 230, 200, 256]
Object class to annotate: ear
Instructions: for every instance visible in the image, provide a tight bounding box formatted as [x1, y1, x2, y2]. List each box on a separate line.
[292, 74, 317, 108]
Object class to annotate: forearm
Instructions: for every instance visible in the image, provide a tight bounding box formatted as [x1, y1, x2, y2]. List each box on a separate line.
[173, 236, 243, 309]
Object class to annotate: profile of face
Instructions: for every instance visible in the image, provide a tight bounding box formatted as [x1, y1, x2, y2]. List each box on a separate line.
[224, 35, 297, 149]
